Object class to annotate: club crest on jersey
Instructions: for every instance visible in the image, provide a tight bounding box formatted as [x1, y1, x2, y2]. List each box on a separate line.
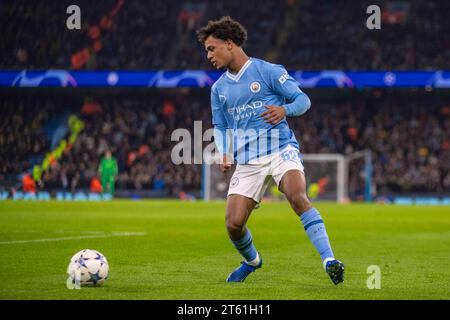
[250, 81, 261, 93]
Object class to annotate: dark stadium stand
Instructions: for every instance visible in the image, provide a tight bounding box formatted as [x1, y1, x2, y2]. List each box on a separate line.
[1, 89, 448, 198]
[0, 0, 449, 199]
[1, 0, 449, 70]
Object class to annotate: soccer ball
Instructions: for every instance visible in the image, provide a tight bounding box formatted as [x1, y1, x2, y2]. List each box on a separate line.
[67, 249, 109, 287]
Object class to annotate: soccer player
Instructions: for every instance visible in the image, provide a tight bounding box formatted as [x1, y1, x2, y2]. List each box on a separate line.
[197, 16, 345, 284]
[98, 150, 118, 196]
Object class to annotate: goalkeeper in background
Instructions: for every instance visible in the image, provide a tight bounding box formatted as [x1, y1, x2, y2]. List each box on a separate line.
[99, 150, 118, 196]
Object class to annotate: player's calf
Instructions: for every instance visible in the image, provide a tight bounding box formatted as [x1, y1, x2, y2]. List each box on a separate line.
[286, 192, 312, 216]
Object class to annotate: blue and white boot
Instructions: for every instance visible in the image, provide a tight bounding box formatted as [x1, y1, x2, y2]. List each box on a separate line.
[226, 255, 263, 283]
[324, 258, 345, 285]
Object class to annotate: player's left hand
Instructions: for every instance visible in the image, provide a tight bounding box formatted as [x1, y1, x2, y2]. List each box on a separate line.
[261, 105, 286, 125]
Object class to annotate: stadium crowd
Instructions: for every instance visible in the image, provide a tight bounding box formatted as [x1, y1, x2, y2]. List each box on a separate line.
[0, 93, 208, 197]
[0, 99, 53, 180]
[0, 90, 449, 197]
[1, 0, 449, 198]
[1, 0, 449, 70]
[291, 91, 450, 195]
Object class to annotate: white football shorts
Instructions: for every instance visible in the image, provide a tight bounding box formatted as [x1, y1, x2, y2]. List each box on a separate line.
[227, 145, 304, 205]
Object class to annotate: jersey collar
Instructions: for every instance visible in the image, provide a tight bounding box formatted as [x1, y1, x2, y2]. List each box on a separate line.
[226, 58, 252, 82]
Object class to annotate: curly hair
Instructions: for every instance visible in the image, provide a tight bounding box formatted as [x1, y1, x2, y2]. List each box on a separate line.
[196, 16, 247, 46]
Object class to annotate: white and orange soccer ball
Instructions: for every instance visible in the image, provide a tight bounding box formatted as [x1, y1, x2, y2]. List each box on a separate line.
[67, 249, 109, 287]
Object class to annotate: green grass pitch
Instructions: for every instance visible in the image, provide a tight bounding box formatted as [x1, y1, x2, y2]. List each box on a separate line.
[0, 200, 449, 300]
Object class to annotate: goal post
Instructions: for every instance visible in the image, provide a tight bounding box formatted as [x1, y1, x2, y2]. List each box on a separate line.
[344, 149, 373, 202]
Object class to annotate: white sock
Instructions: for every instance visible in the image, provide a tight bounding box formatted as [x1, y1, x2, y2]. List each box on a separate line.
[247, 253, 260, 266]
[323, 257, 335, 270]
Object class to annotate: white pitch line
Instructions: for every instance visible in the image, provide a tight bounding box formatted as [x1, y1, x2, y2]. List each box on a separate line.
[0, 232, 146, 245]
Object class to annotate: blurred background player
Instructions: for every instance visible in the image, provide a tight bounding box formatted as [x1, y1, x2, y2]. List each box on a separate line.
[98, 150, 118, 197]
[90, 175, 103, 194]
[197, 16, 345, 284]
[22, 171, 36, 194]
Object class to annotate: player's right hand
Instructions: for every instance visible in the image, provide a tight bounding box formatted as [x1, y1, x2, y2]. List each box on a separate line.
[220, 154, 232, 173]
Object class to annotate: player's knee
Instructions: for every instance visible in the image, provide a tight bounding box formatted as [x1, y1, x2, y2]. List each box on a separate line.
[226, 220, 244, 233]
[288, 193, 311, 215]
[225, 218, 245, 239]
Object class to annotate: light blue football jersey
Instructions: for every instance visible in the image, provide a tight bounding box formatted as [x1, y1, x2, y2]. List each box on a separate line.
[211, 57, 309, 164]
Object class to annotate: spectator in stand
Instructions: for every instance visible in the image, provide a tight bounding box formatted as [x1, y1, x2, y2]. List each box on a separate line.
[90, 176, 103, 193]
[1, 0, 448, 70]
[1, 90, 448, 197]
[22, 172, 36, 193]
